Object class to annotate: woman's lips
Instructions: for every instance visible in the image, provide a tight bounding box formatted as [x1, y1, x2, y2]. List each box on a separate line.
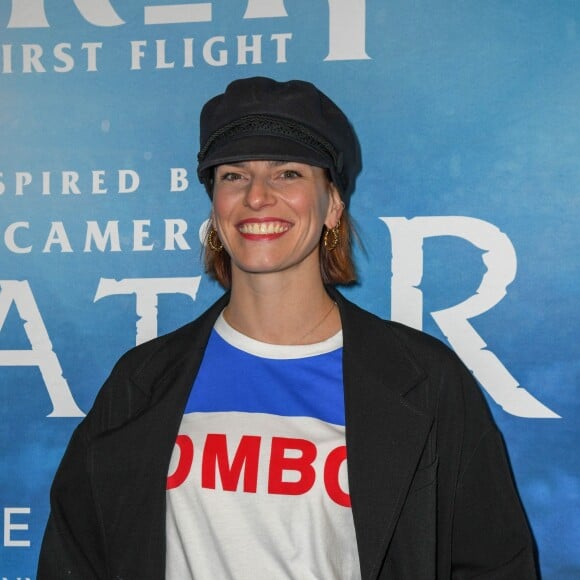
[237, 219, 292, 239]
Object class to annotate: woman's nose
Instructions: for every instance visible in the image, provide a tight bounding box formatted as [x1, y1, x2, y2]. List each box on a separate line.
[243, 176, 275, 209]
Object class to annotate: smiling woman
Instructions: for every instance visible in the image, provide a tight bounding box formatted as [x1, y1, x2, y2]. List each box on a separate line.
[38, 77, 538, 580]
[206, 160, 354, 290]
[214, 160, 339, 280]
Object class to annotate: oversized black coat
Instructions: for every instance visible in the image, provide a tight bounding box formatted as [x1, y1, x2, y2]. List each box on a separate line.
[38, 289, 538, 579]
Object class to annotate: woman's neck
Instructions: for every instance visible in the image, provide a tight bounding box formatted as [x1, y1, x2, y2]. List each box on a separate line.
[224, 273, 340, 345]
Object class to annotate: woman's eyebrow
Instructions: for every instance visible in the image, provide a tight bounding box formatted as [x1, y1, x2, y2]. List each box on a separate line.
[219, 161, 246, 168]
[218, 160, 295, 169]
[268, 160, 294, 166]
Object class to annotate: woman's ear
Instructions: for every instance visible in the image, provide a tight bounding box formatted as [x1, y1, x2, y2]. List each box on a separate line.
[326, 183, 344, 228]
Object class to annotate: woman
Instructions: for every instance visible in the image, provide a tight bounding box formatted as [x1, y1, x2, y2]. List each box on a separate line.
[38, 77, 537, 579]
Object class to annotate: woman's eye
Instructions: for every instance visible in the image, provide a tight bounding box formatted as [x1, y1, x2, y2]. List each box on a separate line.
[220, 172, 243, 182]
[280, 169, 301, 179]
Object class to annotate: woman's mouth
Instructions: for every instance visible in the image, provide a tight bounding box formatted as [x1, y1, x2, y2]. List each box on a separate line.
[237, 219, 292, 239]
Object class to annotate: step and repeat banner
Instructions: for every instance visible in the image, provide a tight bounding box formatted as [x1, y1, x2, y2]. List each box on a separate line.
[1, 1, 578, 578]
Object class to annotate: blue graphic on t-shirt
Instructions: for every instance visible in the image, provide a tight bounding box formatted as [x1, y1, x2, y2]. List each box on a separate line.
[185, 329, 345, 426]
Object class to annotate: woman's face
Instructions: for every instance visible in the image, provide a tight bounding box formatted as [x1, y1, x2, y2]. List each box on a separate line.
[212, 160, 342, 282]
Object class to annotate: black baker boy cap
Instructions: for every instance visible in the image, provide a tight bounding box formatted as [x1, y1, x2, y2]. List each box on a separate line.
[197, 76, 361, 205]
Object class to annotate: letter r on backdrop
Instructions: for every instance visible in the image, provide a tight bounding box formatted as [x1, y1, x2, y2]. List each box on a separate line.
[381, 216, 559, 419]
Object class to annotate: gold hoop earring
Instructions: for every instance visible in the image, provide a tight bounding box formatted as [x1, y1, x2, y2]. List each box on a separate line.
[207, 228, 224, 252]
[323, 219, 341, 252]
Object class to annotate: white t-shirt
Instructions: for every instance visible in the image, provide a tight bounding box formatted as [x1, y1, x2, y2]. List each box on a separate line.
[165, 313, 361, 579]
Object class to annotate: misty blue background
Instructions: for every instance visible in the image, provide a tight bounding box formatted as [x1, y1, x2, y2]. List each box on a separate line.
[1, 1, 578, 577]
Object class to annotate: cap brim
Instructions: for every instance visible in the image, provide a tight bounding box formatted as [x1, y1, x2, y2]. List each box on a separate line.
[197, 135, 331, 174]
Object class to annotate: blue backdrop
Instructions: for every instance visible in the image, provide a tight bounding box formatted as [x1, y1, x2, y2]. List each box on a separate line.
[1, 1, 578, 578]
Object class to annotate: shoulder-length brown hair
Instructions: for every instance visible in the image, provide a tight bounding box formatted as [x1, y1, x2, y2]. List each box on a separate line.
[203, 210, 357, 288]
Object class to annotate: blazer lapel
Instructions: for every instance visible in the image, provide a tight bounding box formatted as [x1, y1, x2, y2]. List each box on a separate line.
[90, 294, 230, 578]
[334, 291, 434, 580]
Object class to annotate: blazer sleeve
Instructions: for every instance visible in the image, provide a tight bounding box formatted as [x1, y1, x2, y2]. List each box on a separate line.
[448, 365, 538, 579]
[37, 421, 108, 580]
[35, 347, 140, 580]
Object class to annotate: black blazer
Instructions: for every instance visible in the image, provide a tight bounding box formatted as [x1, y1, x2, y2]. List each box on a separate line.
[38, 289, 537, 579]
